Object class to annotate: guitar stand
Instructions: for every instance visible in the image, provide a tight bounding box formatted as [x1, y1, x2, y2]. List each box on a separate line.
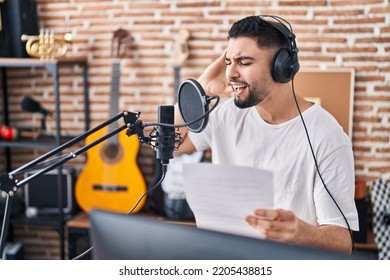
[0, 110, 144, 259]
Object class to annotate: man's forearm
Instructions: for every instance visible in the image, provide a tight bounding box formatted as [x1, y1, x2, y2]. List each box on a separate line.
[295, 221, 353, 254]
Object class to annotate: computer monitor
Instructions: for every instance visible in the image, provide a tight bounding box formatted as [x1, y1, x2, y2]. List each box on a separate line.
[88, 210, 357, 260]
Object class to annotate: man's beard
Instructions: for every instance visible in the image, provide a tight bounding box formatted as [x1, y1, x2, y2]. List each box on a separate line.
[233, 79, 270, 109]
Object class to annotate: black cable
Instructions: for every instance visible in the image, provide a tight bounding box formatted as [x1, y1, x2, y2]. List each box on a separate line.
[126, 169, 167, 215]
[291, 78, 355, 253]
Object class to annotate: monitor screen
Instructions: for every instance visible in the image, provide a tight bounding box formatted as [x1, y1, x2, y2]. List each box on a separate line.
[88, 209, 357, 260]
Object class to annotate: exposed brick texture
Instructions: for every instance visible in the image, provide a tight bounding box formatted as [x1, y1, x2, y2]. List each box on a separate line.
[1, 0, 389, 259]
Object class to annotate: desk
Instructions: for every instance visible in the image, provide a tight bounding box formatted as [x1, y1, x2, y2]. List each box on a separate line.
[66, 212, 91, 260]
[355, 230, 378, 259]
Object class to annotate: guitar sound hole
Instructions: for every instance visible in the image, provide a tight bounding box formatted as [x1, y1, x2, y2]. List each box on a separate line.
[105, 144, 119, 159]
[100, 143, 124, 164]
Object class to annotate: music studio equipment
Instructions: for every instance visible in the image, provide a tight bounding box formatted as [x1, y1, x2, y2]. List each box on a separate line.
[21, 96, 52, 131]
[21, 30, 73, 59]
[148, 29, 202, 220]
[89, 209, 358, 260]
[21, 96, 52, 116]
[149, 78, 219, 220]
[75, 28, 147, 215]
[125, 92, 217, 220]
[142, 90, 219, 159]
[177, 78, 215, 133]
[259, 15, 300, 83]
[25, 167, 78, 215]
[155, 105, 176, 165]
[0, 109, 139, 258]
[145, 81, 218, 168]
[0, 0, 39, 57]
[151, 105, 198, 221]
[0, 74, 217, 258]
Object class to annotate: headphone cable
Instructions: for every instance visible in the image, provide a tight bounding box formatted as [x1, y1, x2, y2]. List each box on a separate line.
[291, 78, 356, 253]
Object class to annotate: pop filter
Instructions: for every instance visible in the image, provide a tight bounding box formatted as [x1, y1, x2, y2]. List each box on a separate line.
[177, 78, 210, 133]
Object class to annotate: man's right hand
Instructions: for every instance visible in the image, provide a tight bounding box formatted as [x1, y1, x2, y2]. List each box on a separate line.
[198, 50, 232, 97]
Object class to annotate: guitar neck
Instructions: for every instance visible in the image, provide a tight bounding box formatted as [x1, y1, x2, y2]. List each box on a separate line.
[173, 65, 181, 103]
[108, 62, 121, 135]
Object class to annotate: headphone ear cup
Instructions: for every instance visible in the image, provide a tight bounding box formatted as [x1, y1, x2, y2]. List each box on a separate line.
[271, 48, 298, 83]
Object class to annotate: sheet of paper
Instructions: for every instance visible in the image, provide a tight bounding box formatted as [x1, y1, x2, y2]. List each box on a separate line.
[183, 163, 274, 239]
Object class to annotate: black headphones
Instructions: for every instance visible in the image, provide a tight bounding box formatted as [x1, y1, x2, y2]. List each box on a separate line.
[259, 15, 300, 83]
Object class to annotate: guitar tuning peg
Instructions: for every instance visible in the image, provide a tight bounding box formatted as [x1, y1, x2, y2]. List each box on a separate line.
[178, 29, 190, 39]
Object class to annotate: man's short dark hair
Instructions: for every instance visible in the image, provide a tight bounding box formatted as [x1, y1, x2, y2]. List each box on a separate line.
[228, 16, 290, 50]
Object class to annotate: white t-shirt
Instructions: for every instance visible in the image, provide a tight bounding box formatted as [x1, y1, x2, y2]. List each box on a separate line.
[189, 98, 359, 231]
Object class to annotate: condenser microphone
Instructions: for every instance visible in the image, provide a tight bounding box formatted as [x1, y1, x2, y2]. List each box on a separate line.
[177, 78, 213, 133]
[156, 105, 176, 165]
[21, 96, 52, 116]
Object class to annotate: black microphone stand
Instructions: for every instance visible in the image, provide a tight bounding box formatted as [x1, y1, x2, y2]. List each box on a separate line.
[40, 115, 47, 131]
[0, 110, 146, 259]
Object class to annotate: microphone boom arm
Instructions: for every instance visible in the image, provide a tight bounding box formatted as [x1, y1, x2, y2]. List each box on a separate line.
[0, 110, 141, 258]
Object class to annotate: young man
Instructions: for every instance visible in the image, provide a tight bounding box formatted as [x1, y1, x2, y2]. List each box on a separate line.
[176, 15, 358, 254]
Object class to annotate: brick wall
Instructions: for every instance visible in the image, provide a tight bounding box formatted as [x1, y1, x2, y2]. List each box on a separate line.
[1, 0, 389, 259]
[13, 224, 65, 259]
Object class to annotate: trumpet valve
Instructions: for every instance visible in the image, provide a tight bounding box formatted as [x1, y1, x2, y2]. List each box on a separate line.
[21, 30, 73, 59]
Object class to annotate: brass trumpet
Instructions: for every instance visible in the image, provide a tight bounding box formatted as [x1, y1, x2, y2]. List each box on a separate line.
[21, 29, 73, 59]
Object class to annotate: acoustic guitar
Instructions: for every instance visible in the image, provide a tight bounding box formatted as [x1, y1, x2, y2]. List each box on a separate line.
[75, 29, 147, 214]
